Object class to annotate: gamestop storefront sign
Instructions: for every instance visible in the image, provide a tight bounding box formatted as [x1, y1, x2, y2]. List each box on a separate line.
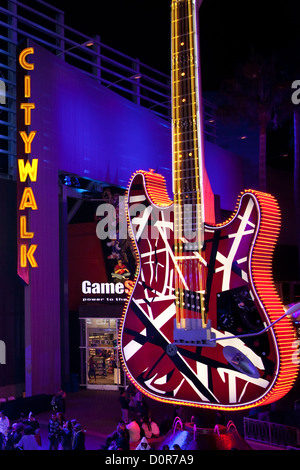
[81, 280, 134, 304]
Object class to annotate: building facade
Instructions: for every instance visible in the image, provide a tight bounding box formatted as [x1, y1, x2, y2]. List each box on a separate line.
[1, 0, 298, 399]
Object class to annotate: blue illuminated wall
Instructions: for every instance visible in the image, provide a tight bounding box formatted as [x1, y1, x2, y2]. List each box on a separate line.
[35, 50, 172, 190]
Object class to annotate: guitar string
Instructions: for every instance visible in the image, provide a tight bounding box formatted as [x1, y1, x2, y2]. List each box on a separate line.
[172, 0, 205, 330]
[184, 0, 197, 328]
[190, 0, 203, 327]
[175, 0, 190, 328]
[174, 0, 188, 329]
[172, 0, 182, 329]
[178, 0, 188, 329]
[188, 0, 206, 326]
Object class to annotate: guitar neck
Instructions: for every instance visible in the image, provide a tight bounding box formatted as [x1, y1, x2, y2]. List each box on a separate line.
[171, 0, 207, 331]
[171, 0, 205, 247]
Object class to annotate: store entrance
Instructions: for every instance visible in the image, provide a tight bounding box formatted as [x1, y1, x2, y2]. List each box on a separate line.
[80, 317, 125, 390]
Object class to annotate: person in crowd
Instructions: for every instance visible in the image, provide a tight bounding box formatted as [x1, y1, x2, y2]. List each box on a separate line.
[0, 432, 5, 450]
[111, 424, 129, 450]
[119, 389, 129, 424]
[11, 423, 24, 450]
[71, 418, 77, 429]
[24, 412, 42, 447]
[126, 415, 141, 443]
[5, 423, 23, 450]
[137, 396, 149, 419]
[4, 426, 13, 450]
[51, 389, 66, 413]
[72, 423, 85, 450]
[135, 389, 143, 415]
[88, 356, 96, 383]
[174, 404, 187, 423]
[0, 411, 10, 438]
[103, 420, 129, 450]
[48, 412, 60, 450]
[135, 436, 151, 450]
[18, 412, 26, 425]
[17, 425, 39, 450]
[4, 425, 14, 450]
[128, 387, 137, 414]
[56, 411, 66, 449]
[159, 414, 173, 436]
[60, 420, 73, 450]
[149, 416, 160, 438]
[56, 411, 65, 434]
[173, 444, 181, 450]
[140, 416, 152, 439]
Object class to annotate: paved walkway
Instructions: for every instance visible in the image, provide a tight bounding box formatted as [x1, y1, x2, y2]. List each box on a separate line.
[33, 389, 288, 451]
[36, 388, 174, 450]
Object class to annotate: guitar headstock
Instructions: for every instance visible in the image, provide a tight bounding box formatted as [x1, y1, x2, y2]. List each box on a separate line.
[171, 0, 204, 5]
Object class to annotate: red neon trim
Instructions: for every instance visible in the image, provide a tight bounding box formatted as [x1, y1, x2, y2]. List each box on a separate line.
[120, 176, 299, 411]
[247, 189, 298, 406]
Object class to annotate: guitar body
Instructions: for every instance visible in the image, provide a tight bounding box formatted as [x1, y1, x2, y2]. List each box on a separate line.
[120, 170, 297, 410]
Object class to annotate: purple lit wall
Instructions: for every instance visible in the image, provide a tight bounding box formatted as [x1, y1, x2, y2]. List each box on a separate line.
[204, 141, 244, 211]
[25, 41, 245, 395]
[26, 41, 172, 395]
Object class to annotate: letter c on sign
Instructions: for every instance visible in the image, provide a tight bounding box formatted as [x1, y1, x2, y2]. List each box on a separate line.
[19, 47, 35, 70]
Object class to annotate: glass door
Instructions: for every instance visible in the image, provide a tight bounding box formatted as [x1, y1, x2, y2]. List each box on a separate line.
[80, 317, 123, 389]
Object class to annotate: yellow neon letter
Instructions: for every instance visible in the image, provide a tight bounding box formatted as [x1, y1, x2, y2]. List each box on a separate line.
[19, 187, 38, 210]
[20, 103, 35, 125]
[20, 244, 38, 268]
[24, 75, 31, 98]
[18, 158, 38, 182]
[19, 131, 36, 154]
[20, 216, 34, 239]
[19, 47, 35, 70]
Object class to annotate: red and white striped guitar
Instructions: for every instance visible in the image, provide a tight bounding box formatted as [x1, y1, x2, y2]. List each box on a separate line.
[120, 0, 298, 410]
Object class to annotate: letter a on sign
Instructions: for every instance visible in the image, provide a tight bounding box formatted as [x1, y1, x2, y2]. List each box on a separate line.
[19, 187, 38, 210]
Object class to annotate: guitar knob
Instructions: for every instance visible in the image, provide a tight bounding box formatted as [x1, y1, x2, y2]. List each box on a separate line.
[166, 343, 178, 357]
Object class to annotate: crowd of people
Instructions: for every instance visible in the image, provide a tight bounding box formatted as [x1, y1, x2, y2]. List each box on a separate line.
[0, 409, 86, 451]
[0, 386, 189, 451]
[101, 385, 179, 450]
[102, 414, 160, 451]
[0, 390, 86, 451]
[0, 409, 42, 450]
[47, 412, 85, 450]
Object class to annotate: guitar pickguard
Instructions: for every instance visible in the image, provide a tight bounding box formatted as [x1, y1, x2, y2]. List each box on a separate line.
[120, 171, 297, 410]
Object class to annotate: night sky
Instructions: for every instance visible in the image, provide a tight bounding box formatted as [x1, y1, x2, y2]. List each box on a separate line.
[45, 0, 300, 277]
[47, 0, 300, 169]
[49, 0, 300, 91]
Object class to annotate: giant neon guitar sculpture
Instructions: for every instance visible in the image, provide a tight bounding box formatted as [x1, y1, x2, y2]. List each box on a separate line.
[120, 0, 299, 410]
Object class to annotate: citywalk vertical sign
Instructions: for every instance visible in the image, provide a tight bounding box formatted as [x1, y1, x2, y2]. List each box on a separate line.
[17, 46, 38, 284]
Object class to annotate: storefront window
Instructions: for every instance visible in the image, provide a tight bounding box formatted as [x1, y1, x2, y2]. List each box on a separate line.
[80, 317, 123, 389]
